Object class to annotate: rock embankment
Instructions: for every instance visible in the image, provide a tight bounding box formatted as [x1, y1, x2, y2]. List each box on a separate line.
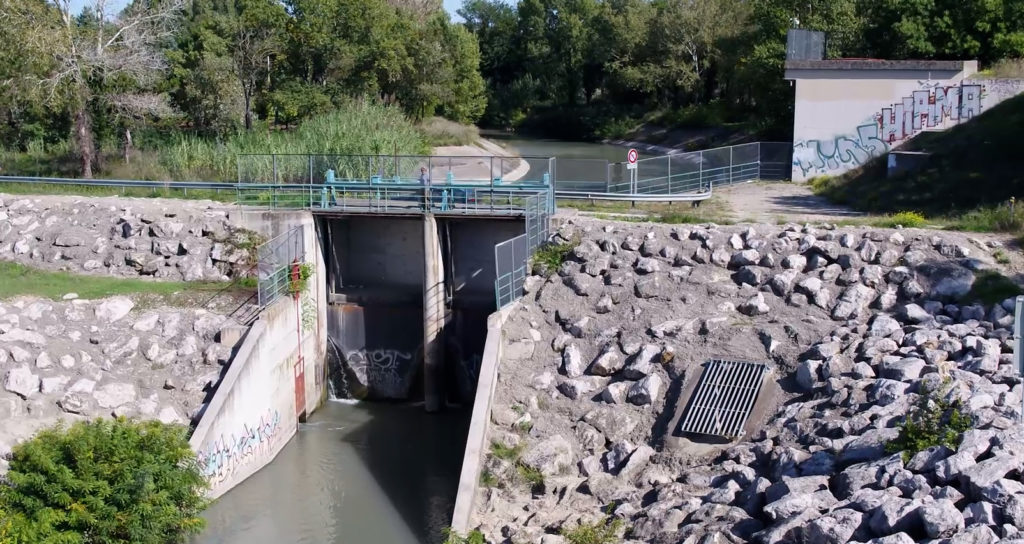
[476, 217, 1024, 544]
[0, 195, 253, 281]
[0, 294, 238, 473]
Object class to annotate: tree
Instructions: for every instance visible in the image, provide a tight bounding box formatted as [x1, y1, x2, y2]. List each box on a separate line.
[0, 418, 208, 544]
[233, 0, 287, 130]
[6, 0, 184, 178]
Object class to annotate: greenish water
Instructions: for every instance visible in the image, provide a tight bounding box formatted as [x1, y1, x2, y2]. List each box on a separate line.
[194, 401, 470, 544]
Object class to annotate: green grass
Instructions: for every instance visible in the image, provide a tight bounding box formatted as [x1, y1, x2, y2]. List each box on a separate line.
[0, 261, 237, 301]
[479, 469, 499, 488]
[531, 241, 576, 276]
[489, 442, 523, 462]
[812, 93, 1024, 218]
[516, 464, 545, 488]
[964, 270, 1023, 304]
[0, 182, 234, 202]
[949, 202, 1024, 232]
[561, 511, 625, 544]
[442, 528, 486, 544]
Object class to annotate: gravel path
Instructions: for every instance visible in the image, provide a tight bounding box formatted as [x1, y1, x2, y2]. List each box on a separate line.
[716, 182, 864, 224]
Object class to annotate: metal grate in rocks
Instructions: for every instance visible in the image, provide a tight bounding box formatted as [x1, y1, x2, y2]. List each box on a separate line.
[678, 359, 769, 439]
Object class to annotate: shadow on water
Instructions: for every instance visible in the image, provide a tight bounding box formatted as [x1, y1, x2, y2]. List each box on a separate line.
[194, 401, 470, 544]
[337, 402, 471, 543]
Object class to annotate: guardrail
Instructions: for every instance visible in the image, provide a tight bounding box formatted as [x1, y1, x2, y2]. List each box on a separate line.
[236, 181, 554, 216]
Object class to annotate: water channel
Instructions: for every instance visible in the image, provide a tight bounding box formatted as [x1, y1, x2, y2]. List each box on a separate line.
[195, 136, 633, 544]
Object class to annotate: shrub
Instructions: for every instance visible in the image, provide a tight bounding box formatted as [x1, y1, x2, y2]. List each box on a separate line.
[561, 511, 625, 544]
[0, 418, 208, 544]
[871, 211, 926, 229]
[886, 381, 973, 461]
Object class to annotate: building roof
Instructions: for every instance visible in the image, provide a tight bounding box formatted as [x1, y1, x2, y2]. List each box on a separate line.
[784, 59, 974, 72]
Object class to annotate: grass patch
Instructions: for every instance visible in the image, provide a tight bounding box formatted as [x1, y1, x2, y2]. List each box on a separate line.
[0, 261, 247, 303]
[479, 469, 499, 488]
[949, 201, 1024, 232]
[994, 249, 1011, 264]
[418, 117, 480, 147]
[442, 528, 486, 544]
[0, 182, 234, 202]
[972, 58, 1024, 79]
[886, 380, 973, 463]
[516, 464, 545, 488]
[490, 441, 523, 462]
[561, 510, 625, 544]
[964, 270, 1023, 304]
[531, 241, 576, 276]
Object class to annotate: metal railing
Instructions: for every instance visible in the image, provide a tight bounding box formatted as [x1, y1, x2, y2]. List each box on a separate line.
[494, 192, 550, 309]
[237, 181, 553, 216]
[554, 142, 791, 201]
[237, 153, 555, 186]
[256, 226, 305, 307]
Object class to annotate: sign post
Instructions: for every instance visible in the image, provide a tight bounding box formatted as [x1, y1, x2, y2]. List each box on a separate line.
[626, 148, 638, 196]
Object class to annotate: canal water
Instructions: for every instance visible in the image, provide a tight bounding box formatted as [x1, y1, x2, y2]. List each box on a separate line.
[195, 401, 471, 544]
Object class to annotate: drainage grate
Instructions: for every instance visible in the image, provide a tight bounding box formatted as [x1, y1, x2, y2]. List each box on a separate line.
[678, 359, 769, 439]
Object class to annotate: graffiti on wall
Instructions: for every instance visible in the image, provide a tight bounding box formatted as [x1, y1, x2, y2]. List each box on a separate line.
[793, 79, 1023, 177]
[793, 123, 888, 177]
[877, 82, 983, 144]
[344, 349, 416, 399]
[196, 408, 283, 486]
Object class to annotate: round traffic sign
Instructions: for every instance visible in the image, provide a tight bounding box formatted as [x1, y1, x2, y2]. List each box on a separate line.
[627, 148, 638, 164]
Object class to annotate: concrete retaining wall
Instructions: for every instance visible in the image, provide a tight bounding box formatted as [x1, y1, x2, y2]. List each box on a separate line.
[785, 59, 1024, 181]
[189, 211, 327, 499]
[450, 305, 515, 533]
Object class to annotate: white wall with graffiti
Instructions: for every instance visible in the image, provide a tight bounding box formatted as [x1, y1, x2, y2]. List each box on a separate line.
[787, 61, 1024, 181]
[189, 212, 328, 499]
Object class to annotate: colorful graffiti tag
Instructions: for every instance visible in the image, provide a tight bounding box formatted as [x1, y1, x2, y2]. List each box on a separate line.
[878, 82, 983, 144]
[196, 408, 283, 486]
[794, 81, 998, 177]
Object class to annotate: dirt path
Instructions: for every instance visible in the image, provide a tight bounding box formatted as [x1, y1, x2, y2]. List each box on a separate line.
[715, 181, 864, 223]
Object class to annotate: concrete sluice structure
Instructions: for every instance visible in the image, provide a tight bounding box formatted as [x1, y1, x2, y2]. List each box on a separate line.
[187, 205, 532, 544]
[318, 213, 525, 407]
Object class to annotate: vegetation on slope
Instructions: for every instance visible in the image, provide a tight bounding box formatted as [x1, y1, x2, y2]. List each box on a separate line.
[813, 93, 1024, 222]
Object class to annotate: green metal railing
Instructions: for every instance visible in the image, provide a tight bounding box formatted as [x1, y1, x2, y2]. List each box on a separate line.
[237, 181, 553, 216]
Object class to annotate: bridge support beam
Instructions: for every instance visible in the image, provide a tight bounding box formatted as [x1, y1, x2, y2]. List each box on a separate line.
[423, 214, 446, 412]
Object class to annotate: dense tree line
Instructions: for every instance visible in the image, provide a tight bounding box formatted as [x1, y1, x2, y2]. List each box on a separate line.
[1, 0, 1023, 177]
[0, 0, 485, 177]
[460, 0, 1024, 139]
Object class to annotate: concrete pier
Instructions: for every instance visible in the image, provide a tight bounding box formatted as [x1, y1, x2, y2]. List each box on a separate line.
[423, 214, 447, 412]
